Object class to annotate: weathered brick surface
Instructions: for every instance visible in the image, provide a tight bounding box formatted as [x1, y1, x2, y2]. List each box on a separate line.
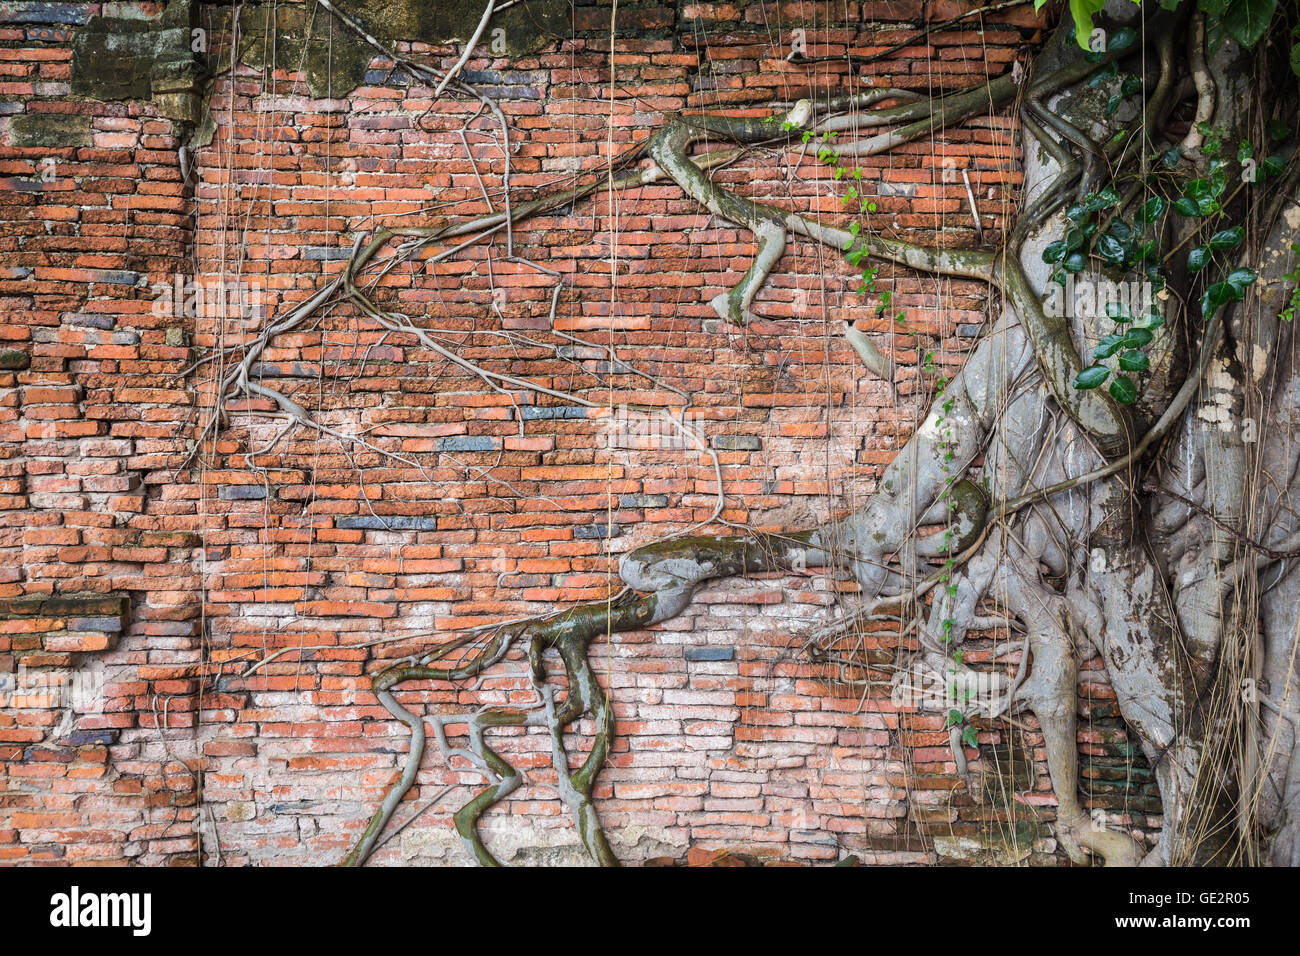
[0, 0, 1159, 866]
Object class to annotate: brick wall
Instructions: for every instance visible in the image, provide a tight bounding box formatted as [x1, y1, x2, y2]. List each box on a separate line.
[0, 0, 1159, 866]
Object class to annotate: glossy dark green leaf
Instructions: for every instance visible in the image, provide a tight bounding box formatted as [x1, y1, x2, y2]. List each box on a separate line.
[1173, 196, 1199, 216]
[1063, 251, 1087, 274]
[1226, 267, 1259, 294]
[1106, 301, 1132, 322]
[1088, 62, 1119, 87]
[1201, 281, 1234, 317]
[1209, 162, 1229, 197]
[1209, 226, 1244, 251]
[1123, 327, 1154, 348]
[1074, 364, 1110, 390]
[1042, 240, 1069, 264]
[1118, 349, 1150, 372]
[1110, 27, 1138, 51]
[1221, 0, 1278, 50]
[1096, 234, 1126, 264]
[1187, 246, 1210, 272]
[1093, 333, 1127, 360]
[1109, 375, 1138, 404]
[1161, 147, 1183, 168]
[1137, 196, 1165, 224]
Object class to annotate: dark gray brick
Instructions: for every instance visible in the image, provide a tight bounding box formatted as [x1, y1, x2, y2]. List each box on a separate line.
[574, 523, 621, 539]
[437, 436, 501, 452]
[220, 485, 268, 500]
[685, 647, 735, 662]
[68, 616, 124, 633]
[619, 493, 669, 508]
[337, 515, 439, 531]
[713, 435, 762, 451]
[521, 406, 590, 420]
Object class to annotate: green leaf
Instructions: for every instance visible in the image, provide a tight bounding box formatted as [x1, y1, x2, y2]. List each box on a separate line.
[1173, 196, 1200, 216]
[1291, 43, 1300, 78]
[961, 725, 979, 748]
[1220, 0, 1278, 50]
[1074, 364, 1111, 390]
[1106, 301, 1133, 322]
[1063, 251, 1087, 274]
[1120, 75, 1143, 97]
[1122, 327, 1154, 348]
[1096, 234, 1127, 264]
[1109, 26, 1139, 51]
[1237, 141, 1254, 163]
[1269, 118, 1292, 141]
[1209, 226, 1244, 251]
[1137, 196, 1165, 224]
[1071, 0, 1102, 48]
[1109, 375, 1138, 404]
[1262, 155, 1286, 177]
[1161, 147, 1183, 168]
[1118, 349, 1150, 372]
[1187, 246, 1210, 272]
[1088, 62, 1119, 87]
[1201, 281, 1234, 317]
[1094, 333, 1128, 360]
[1105, 94, 1122, 116]
[1069, 0, 1107, 49]
[1226, 267, 1259, 294]
[1209, 163, 1228, 197]
[1042, 240, 1069, 264]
